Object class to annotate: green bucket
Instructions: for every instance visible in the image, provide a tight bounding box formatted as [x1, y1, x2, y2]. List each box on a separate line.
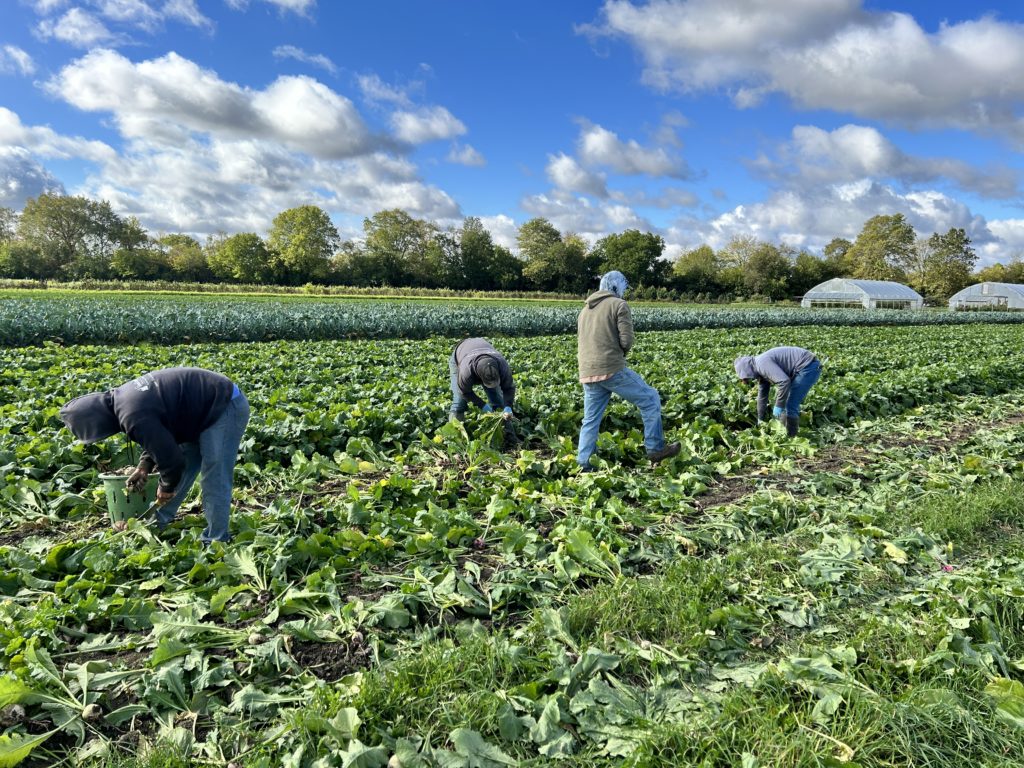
[99, 472, 160, 524]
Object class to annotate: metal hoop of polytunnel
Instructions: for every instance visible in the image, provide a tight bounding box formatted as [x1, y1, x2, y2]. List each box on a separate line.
[947, 282, 1024, 310]
[800, 278, 924, 310]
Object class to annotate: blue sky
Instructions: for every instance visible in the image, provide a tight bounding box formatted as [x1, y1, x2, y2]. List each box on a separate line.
[2, 0, 1023, 266]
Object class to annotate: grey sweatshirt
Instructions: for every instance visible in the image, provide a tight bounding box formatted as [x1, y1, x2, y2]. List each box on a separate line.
[734, 346, 817, 417]
[453, 338, 515, 408]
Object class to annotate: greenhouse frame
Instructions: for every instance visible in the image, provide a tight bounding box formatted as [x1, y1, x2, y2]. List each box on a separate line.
[801, 278, 924, 310]
[947, 282, 1024, 310]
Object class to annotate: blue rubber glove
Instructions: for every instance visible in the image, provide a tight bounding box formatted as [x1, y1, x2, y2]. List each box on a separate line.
[502, 406, 513, 420]
[772, 406, 784, 418]
[482, 404, 494, 413]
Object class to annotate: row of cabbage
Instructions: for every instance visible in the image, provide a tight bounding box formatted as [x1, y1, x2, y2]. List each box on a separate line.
[6, 295, 1024, 346]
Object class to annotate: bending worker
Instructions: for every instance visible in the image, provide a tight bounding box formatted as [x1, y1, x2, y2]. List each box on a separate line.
[734, 346, 821, 437]
[59, 367, 250, 544]
[576, 270, 680, 471]
[449, 337, 518, 445]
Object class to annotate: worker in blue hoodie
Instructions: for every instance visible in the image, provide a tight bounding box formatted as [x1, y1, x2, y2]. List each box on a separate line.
[59, 367, 249, 543]
[734, 346, 820, 437]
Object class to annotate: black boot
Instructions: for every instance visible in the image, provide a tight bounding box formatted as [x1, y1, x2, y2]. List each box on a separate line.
[786, 414, 799, 437]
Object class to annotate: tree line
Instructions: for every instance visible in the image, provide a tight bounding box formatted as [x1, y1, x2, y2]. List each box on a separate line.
[1, 194, 1015, 301]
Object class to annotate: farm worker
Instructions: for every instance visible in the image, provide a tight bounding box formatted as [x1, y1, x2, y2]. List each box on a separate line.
[576, 270, 680, 471]
[734, 346, 821, 437]
[448, 337, 519, 445]
[59, 367, 250, 544]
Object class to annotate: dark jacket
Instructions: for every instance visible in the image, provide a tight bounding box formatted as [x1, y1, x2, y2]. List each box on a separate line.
[734, 347, 817, 418]
[60, 367, 236, 492]
[453, 338, 515, 408]
[577, 291, 634, 380]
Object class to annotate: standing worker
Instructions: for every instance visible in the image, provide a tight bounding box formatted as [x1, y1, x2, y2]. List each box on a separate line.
[734, 346, 821, 437]
[59, 367, 250, 544]
[576, 270, 680, 471]
[449, 337, 518, 446]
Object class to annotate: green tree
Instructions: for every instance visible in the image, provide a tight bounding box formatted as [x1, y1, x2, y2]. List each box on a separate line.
[671, 244, 720, 296]
[822, 237, 854, 275]
[267, 205, 339, 285]
[206, 233, 273, 283]
[160, 234, 210, 281]
[917, 228, 976, 300]
[490, 244, 524, 290]
[591, 229, 668, 287]
[975, 256, 1024, 285]
[518, 218, 596, 293]
[362, 209, 437, 286]
[791, 251, 841, 296]
[17, 194, 105, 278]
[0, 241, 43, 278]
[110, 216, 166, 279]
[743, 242, 793, 300]
[0, 207, 15, 242]
[846, 214, 915, 281]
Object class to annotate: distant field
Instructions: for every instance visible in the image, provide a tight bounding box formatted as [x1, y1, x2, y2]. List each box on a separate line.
[2, 290, 1019, 347]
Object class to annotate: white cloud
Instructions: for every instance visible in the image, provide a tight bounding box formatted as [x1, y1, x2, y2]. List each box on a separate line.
[592, 1, 1024, 142]
[161, 0, 213, 29]
[357, 74, 415, 107]
[37, 8, 115, 47]
[478, 214, 518, 250]
[273, 45, 337, 75]
[521, 190, 651, 243]
[0, 46, 36, 76]
[225, 0, 316, 15]
[48, 50, 377, 159]
[31, 0, 68, 13]
[0, 148, 66, 209]
[756, 124, 1021, 199]
[578, 122, 689, 178]
[0, 107, 117, 163]
[669, 179, 994, 257]
[390, 106, 466, 144]
[94, 0, 160, 28]
[447, 143, 485, 167]
[546, 152, 607, 197]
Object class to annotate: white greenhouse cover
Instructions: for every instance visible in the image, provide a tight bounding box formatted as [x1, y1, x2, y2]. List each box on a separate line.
[803, 279, 923, 302]
[947, 282, 1024, 307]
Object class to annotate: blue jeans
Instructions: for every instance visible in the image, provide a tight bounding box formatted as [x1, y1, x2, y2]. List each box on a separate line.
[156, 394, 250, 543]
[577, 368, 665, 467]
[786, 359, 821, 417]
[448, 349, 503, 416]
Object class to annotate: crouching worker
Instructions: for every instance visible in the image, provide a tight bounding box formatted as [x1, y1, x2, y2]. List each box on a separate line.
[59, 367, 250, 543]
[449, 337, 519, 447]
[576, 270, 680, 471]
[734, 346, 821, 437]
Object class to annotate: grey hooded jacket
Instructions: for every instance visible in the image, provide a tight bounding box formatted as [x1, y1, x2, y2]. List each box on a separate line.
[453, 338, 515, 408]
[734, 346, 817, 418]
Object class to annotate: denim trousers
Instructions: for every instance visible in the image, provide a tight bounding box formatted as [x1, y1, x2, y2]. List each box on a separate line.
[448, 349, 503, 416]
[785, 359, 821, 417]
[577, 368, 665, 467]
[156, 394, 251, 543]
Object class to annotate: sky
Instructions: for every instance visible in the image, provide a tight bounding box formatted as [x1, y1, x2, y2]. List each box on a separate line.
[2, 0, 1024, 266]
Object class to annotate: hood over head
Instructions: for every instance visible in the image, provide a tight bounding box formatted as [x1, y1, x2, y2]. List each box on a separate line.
[59, 391, 121, 444]
[598, 270, 628, 298]
[475, 356, 501, 389]
[734, 356, 757, 381]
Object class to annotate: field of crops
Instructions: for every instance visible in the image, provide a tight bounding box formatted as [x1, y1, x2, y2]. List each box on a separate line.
[6, 292, 1024, 345]
[3, 312, 1024, 767]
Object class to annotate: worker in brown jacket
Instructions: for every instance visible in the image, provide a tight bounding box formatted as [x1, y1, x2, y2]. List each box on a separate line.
[576, 271, 680, 471]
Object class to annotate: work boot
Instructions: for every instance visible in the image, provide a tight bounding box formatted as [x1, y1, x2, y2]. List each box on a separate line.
[648, 442, 681, 464]
[786, 414, 799, 438]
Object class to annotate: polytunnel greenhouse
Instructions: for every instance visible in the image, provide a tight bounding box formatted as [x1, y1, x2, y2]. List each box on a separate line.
[947, 282, 1024, 310]
[800, 278, 924, 310]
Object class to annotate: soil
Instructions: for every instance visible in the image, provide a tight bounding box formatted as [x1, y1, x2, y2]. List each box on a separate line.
[288, 636, 372, 680]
